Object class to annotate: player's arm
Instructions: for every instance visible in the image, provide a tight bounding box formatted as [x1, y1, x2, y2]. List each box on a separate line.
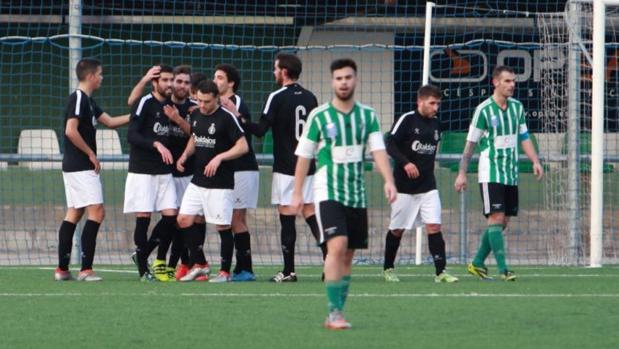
[127, 65, 160, 106]
[203, 136, 248, 177]
[163, 104, 191, 135]
[291, 109, 320, 213]
[126, 107, 155, 150]
[240, 93, 278, 137]
[518, 108, 543, 180]
[455, 106, 486, 192]
[177, 136, 195, 173]
[98, 113, 130, 129]
[65, 118, 100, 173]
[367, 113, 397, 204]
[386, 116, 419, 178]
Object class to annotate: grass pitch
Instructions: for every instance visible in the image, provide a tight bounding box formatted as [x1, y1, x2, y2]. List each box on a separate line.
[1, 265, 618, 349]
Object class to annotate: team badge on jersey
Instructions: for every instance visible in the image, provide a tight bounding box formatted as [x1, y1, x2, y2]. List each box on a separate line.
[434, 129, 439, 141]
[208, 123, 216, 135]
[326, 123, 338, 139]
[490, 115, 499, 127]
[91, 115, 97, 127]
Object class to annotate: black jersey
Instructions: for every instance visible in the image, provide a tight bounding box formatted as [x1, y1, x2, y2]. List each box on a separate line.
[226, 94, 258, 172]
[259, 83, 317, 176]
[62, 89, 103, 172]
[168, 98, 197, 177]
[190, 106, 245, 189]
[386, 110, 441, 195]
[127, 93, 173, 175]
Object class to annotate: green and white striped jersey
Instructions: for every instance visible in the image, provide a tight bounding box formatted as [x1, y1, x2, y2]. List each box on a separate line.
[295, 101, 385, 208]
[466, 96, 530, 185]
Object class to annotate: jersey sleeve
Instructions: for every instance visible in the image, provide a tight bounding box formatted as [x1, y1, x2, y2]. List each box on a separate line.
[466, 104, 487, 143]
[389, 113, 410, 143]
[261, 92, 279, 125]
[92, 99, 104, 119]
[127, 98, 155, 150]
[517, 103, 530, 141]
[367, 110, 386, 152]
[295, 109, 320, 159]
[66, 92, 81, 119]
[226, 111, 245, 143]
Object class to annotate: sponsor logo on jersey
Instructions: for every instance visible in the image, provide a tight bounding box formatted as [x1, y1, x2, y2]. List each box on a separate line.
[153, 122, 169, 136]
[194, 135, 216, 148]
[326, 123, 338, 139]
[411, 140, 437, 155]
[208, 123, 216, 135]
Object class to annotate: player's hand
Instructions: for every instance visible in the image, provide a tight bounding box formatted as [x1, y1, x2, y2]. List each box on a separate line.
[204, 155, 222, 177]
[176, 154, 186, 172]
[163, 104, 180, 122]
[142, 65, 161, 83]
[454, 173, 467, 192]
[403, 162, 420, 179]
[220, 97, 239, 116]
[88, 153, 101, 174]
[384, 181, 397, 204]
[290, 191, 304, 215]
[154, 141, 174, 165]
[533, 162, 544, 180]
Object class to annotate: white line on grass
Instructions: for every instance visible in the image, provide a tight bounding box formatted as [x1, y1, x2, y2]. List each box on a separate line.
[0, 292, 618, 298]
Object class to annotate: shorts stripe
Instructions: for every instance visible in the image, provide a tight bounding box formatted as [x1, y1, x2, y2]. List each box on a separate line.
[482, 182, 490, 215]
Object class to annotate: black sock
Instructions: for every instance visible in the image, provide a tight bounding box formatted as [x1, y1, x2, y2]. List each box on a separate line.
[305, 215, 327, 261]
[80, 220, 100, 271]
[280, 214, 296, 275]
[218, 229, 234, 273]
[156, 215, 177, 261]
[233, 231, 253, 274]
[428, 232, 447, 276]
[58, 221, 77, 270]
[168, 226, 183, 268]
[384, 230, 402, 270]
[183, 224, 206, 265]
[144, 218, 164, 257]
[194, 223, 206, 266]
[133, 217, 151, 276]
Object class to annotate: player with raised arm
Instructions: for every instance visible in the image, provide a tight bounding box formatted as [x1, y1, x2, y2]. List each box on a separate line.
[176, 80, 249, 282]
[212, 63, 258, 282]
[291, 58, 397, 330]
[124, 64, 178, 281]
[238, 53, 327, 282]
[383, 85, 458, 283]
[55, 58, 130, 281]
[454, 66, 544, 281]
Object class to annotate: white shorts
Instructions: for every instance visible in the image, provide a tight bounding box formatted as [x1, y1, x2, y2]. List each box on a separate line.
[233, 171, 259, 209]
[123, 173, 177, 213]
[389, 189, 442, 230]
[271, 172, 313, 205]
[179, 183, 233, 225]
[173, 175, 192, 208]
[62, 170, 103, 209]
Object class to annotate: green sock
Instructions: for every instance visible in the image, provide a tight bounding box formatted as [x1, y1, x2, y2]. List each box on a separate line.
[341, 275, 351, 309]
[326, 280, 343, 313]
[487, 224, 508, 273]
[472, 230, 491, 267]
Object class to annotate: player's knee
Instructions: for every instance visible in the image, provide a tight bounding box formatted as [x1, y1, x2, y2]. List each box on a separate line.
[426, 224, 441, 234]
[88, 204, 105, 223]
[216, 224, 231, 231]
[390, 229, 404, 238]
[302, 203, 315, 218]
[64, 207, 84, 223]
[177, 215, 193, 229]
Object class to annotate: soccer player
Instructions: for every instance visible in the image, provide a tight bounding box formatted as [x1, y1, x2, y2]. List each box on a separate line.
[176, 80, 249, 282]
[55, 58, 130, 282]
[454, 65, 544, 281]
[212, 63, 257, 282]
[124, 64, 178, 281]
[292, 58, 397, 330]
[383, 85, 458, 283]
[238, 53, 327, 282]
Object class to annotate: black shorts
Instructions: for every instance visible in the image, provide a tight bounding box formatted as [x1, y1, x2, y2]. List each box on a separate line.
[479, 182, 518, 217]
[316, 200, 368, 249]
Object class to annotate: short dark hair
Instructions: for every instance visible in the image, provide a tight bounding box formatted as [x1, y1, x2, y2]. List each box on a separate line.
[492, 65, 514, 80]
[197, 79, 219, 97]
[75, 58, 101, 81]
[417, 84, 442, 100]
[330, 58, 357, 74]
[191, 72, 207, 92]
[215, 63, 241, 92]
[173, 65, 192, 77]
[153, 64, 174, 81]
[275, 53, 302, 80]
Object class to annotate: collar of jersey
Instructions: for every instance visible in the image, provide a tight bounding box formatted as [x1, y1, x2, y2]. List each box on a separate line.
[329, 101, 358, 116]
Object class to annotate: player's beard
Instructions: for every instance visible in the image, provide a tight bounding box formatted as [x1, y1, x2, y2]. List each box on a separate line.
[173, 88, 189, 101]
[335, 87, 355, 101]
[158, 84, 173, 98]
